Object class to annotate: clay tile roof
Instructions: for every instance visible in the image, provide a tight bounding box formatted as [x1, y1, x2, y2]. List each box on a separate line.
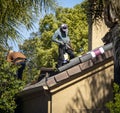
[20, 43, 113, 94]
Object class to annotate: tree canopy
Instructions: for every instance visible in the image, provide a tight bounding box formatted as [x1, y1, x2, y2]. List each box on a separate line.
[19, 1, 88, 81]
[0, 0, 57, 48]
[0, 0, 57, 112]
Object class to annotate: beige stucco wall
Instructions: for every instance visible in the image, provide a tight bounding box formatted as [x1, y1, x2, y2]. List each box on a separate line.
[51, 61, 113, 113]
[91, 20, 109, 49]
[17, 60, 114, 113]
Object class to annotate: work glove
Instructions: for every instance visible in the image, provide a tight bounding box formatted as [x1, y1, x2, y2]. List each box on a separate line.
[60, 41, 64, 45]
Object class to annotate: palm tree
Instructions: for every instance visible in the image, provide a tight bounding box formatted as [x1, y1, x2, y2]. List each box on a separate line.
[0, 0, 57, 48]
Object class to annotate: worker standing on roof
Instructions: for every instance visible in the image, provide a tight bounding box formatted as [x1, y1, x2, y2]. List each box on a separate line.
[52, 23, 75, 68]
[7, 50, 27, 80]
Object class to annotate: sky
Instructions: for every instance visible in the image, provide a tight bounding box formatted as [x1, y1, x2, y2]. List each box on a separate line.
[11, 0, 84, 51]
[58, 0, 83, 8]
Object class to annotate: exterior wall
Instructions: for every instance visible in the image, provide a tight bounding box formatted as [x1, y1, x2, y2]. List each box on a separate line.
[90, 20, 109, 50]
[51, 61, 113, 113]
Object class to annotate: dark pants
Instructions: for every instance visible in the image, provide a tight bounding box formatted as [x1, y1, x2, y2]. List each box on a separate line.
[114, 36, 120, 85]
[16, 62, 26, 80]
[114, 62, 120, 85]
[114, 48, 120, 85]
[57, 44, 75, 68]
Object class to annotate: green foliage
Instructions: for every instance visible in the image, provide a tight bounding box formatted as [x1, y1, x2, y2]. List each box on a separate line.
[106, 83, 120, 113]
[0, 0, 58, 112]
[19, 1, 88, 82]
[0, 50, 25, 113]
[88, 0, 104, 21]
[19, 37, 41, 82]
[0, 0, 57, 48]
[19, 36, 58, 82]
[39, 3, 88, 55]
[48, 3, 88, 55]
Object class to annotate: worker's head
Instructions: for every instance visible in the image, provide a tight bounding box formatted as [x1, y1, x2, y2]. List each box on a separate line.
[8, 50, 14, 54]
[6, 50, 14, 59]
[60, 24, 68, 32]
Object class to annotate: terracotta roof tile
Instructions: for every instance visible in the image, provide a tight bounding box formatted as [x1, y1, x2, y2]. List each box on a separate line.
[104, 50, 113, 58]
[67, 65, 81, 76]
[92, 54, 105, 64]
[54, 71, 69, 82]
[79, 60, 93, 70]
[22, 43, 113, 93]
[46, 76, 57, 87]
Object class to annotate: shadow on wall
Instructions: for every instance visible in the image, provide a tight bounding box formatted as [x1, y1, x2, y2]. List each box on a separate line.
[65, 68, 113, 113]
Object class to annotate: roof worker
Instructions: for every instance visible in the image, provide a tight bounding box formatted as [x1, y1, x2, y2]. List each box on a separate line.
[7, 50, 27, 80]
[52, 23, 75, 68]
